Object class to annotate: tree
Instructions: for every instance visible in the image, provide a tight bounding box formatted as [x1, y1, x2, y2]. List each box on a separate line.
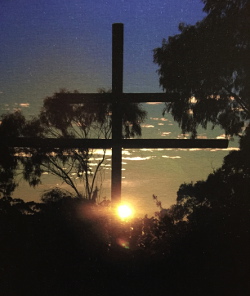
[153, 0, 250, 138]
[0, 89, 146, 200]
[0, 111, 26, 197]
[174, 125, 250, 219]
[154, 0, 250, 226]
[153, 4, 250, 291]
[171, 128, 250, 295]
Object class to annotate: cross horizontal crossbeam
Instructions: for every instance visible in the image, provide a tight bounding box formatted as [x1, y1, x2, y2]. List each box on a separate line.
[4, 138, 228, 149]
[56, 92, 177, 104]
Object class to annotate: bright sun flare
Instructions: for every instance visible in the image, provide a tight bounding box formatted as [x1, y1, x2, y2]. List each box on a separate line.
[117, 204, 133, 219]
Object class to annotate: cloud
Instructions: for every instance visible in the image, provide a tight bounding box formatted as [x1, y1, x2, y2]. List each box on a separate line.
[162, 155, 181, 159]
[161, 132, 171, 136]
[197, 135, 207, 139]
[141, 124, 154, 128]
[19, 103, 30, 107]
[123, 156, 151, 161]
[216, 134, 226, 139]
[210, 147, 239, 151]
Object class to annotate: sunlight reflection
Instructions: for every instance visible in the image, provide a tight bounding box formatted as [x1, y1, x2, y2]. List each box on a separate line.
[117, 238, 130, 249]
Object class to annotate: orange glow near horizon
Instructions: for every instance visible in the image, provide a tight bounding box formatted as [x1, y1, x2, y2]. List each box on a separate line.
[117, 204, 133, 220]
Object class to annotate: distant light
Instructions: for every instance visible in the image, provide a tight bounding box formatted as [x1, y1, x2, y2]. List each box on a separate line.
[189, 96, 197, 104]
[117, 204, 133, 219]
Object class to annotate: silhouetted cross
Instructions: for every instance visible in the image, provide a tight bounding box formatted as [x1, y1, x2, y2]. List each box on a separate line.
[56, 23, 228, 203]
[5, 23, 228, 203]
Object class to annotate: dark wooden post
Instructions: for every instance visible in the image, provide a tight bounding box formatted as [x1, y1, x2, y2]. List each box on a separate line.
[111, 23, 123, 204]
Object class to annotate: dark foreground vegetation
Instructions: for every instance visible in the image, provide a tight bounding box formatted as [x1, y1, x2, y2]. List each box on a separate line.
[1, 128, 250, 296]
[1, 194, 249, 296]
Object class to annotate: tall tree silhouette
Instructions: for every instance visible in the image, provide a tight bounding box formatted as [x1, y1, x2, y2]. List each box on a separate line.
[153, 2, 250, 293]
[0, 89, 146, 200]
[154, 0, 250, 138]
[0, 112, 26, 197]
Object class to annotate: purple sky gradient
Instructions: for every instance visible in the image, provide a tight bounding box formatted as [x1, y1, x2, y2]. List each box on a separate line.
[0, 0, 206, 105]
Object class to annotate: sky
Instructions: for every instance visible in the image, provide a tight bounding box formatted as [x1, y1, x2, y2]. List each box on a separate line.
[0, 0, 206, 106]
[1, 1, 235, 215]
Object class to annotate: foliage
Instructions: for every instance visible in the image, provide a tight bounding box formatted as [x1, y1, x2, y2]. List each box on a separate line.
[153, 0, 250, 138]
[40, 187, 75, 203]
[176, 126, 250, 220]
[1, 170, 250, 296]
[162, 126, 250, 295]
[0, 112, 26, 197]
[0, 168, 17, 197]
[153, 4, 250, 276]
[0, 89, 146, 199]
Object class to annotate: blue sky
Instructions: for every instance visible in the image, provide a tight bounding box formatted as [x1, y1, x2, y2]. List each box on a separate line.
[0, 0, 206, 104]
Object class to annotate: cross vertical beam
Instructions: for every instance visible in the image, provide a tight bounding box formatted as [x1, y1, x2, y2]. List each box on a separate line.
[111, 23, 123, 204]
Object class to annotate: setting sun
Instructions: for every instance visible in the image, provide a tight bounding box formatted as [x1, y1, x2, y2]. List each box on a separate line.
[117, 204, 133, 219]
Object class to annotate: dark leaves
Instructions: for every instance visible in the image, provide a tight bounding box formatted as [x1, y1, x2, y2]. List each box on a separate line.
[153, 0, 250, 137]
